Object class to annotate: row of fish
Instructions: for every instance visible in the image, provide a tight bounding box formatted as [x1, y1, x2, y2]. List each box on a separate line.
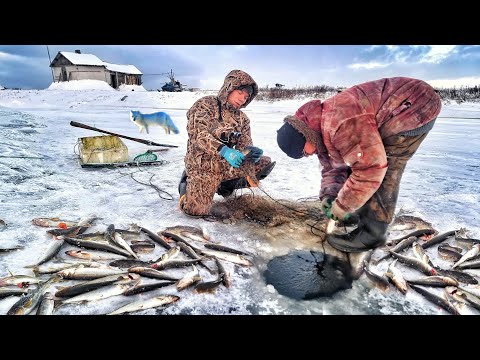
[363, 227, 480, 315]
[0, 216, 255, 315]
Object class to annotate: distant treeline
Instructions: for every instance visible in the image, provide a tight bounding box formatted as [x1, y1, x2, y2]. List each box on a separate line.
[257, 85, 480, 103]
[256, 85, 339, 101]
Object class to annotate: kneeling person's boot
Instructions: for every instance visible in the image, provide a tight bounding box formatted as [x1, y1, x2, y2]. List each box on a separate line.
[256, 161, 276, 180]
[178, 170, 187, 197]
[327, 218, 388, 253]
[216, 161, 276, 198]
[178, 170, 187, 209]
[216, 178, 242, 198]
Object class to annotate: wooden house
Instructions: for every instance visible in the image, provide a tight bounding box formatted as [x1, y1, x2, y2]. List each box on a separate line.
[49, 50, 142, 89]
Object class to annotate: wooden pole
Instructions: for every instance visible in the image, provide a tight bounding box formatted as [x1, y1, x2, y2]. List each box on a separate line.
[46, 45, 55, 82]
[70, 121, 179, 148]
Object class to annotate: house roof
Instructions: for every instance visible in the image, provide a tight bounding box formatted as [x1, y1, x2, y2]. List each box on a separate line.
[103, 62, 142, 75]
[57, 52, 142, 75]
[59, 51, 105, 66]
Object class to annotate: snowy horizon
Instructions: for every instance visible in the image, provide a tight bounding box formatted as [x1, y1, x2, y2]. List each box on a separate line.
[2, 45, 480, 90]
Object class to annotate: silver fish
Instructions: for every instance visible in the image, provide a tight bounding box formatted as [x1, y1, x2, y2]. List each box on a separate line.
[204, 243, 254, 257]
[32, 217, 78, 228]
[389, 251, 437, 276]
[113, 232, 138, 259]
[176, 265, 201, 291]
[375, 236, 417, 263]
[409, 284, 460, 315]
[435, 268, 478, 284]
[0, 274, 41, 287]
[199, 248, 253, 267]
[55, 273, 137, 298]
[412, 241, 434, 266]
[26, 237, 65, 267]
[437, 244, 463, 262]
[60, 282, 136, 305]
[63, 236, 133, 258]
[139, 226, 172, 250]
[385, 259, 408, 294]
[107, 295, 180, 315]
[452, 289, 480, 311]
[215, 257, 231, 288]
[31, 260, 102, 275]
[77, 215, 98, 227]
[7, 276, 59, 315]
[56, 265, 126, 280]
[130, 241, 155, 254]
[195, 278, 223, 293]
[406, 275, 458, 287]
[0, 245, 24, 253]
[109, 259, 153, 269]
[180, 230, 211, 243]
[104, 224, 116, 242]
[386, 229, 436, 247]
[127, 266, 180, 281]
[195, 257, 230, 293]
[153, 246, 181, 263]
[46, 226, 83, 237]
[123, 280, 176, 296]
[0, 286, 29, 299]
[452, 243, 480, 269]
[177, 241, 215, 274]
[362, 260, 389, 292]
[36, 292, 55, 315]
[164, 225, 209, 240]
[458, 284, 480, 299]
[421, 230, 457, 249]
[151, 259, 201, 270]
[65, 249, 127, 261]
[455, 259, 480, 269]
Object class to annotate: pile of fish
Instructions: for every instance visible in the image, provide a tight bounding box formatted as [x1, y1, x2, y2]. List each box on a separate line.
[0, 216, 254, 315]
[363, 227, 480, 315]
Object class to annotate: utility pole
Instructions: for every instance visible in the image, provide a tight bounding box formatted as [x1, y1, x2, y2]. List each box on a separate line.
[46, 45, 54, 82]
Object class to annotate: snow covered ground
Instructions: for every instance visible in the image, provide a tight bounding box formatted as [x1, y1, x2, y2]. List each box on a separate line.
[0, 81, 479, 315]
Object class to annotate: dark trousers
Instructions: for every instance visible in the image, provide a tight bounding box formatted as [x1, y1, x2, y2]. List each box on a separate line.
[182, 156, 271, 216]
[357, 132, 429, 224]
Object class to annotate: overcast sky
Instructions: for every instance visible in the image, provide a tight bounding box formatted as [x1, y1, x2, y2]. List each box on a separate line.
[1, 45, 479, 90]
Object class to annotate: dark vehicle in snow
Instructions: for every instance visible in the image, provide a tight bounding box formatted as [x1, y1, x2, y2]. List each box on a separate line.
[160, 69, 185, 92]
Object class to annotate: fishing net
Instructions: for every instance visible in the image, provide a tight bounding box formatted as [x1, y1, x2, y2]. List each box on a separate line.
[214, 194, 326, 228]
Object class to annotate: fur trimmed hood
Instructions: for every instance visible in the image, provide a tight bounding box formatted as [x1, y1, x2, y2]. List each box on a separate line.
[283, 115, 322, 150]
[217, 70, 258, 108]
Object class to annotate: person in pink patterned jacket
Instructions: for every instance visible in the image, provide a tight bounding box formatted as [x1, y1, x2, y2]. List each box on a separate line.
[276, 77, 442, 252]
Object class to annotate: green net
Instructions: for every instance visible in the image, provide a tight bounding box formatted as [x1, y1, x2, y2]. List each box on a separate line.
[133, 151, 158, 162]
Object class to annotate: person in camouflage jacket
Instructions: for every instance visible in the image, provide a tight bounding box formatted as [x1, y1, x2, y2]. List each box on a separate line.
[276, 77, 442, 252]
[178, 70, 275, 217]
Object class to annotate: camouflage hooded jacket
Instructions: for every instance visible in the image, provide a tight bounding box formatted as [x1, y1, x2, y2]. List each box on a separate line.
[184, 70, 259, 173]
[286, 77, 442, 214]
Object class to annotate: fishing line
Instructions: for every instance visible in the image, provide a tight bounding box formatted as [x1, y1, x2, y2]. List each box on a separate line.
[130, 173, 173, 201]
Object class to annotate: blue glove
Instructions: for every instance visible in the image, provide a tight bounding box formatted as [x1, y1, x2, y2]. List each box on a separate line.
[246, 146, 263, 163]
[219, 145, 245, 168]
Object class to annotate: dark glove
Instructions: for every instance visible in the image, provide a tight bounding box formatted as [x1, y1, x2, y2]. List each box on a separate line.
[219, 145, 245, 168]
[246, 146, 263, 163]
[320, 196, 334, 215]
[326, 200, 351, 222]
